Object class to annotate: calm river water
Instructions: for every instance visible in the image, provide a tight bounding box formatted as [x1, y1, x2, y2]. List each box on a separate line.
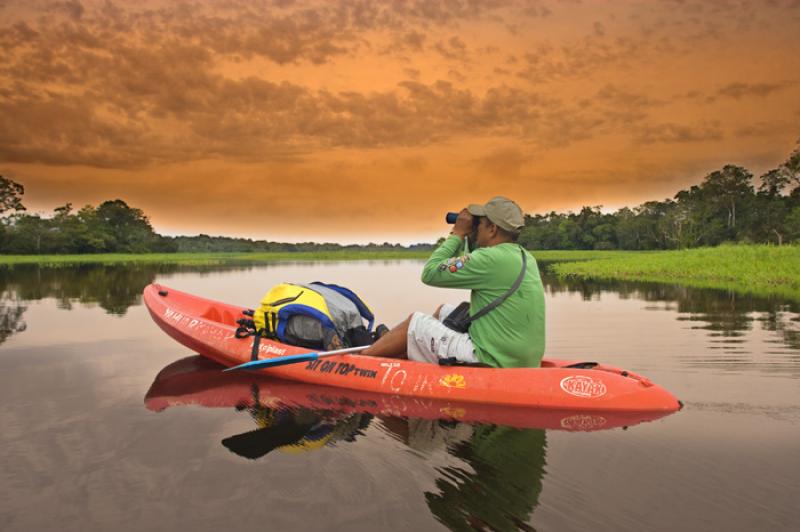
[1, 261, 798, 531]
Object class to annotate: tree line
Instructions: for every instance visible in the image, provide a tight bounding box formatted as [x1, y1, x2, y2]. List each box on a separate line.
[0, 196, 176, 254]
[0, 182, 433, 254]
[518, 143, 800, 250]
[1, 141, 798, 254]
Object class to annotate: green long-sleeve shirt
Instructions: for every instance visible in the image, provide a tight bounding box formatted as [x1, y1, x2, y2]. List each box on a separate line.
[420, 235, 545, 368]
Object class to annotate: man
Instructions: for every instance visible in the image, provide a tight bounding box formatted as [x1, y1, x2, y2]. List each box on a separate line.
[362, 196, 545, 368]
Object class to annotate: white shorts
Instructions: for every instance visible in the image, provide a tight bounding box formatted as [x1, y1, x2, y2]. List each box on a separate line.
[407, 303, 479, 364]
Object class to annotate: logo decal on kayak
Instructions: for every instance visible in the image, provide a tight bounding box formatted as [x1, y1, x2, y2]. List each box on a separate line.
[439, 374, 466, 389]
[560, 376, 607, 398]
[560, 414, 607, 430]
[439, 406, 466, 419]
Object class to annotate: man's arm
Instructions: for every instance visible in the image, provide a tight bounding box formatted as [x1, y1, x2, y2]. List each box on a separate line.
[421, 235, 463, 278]
[421, 235, 496, 289]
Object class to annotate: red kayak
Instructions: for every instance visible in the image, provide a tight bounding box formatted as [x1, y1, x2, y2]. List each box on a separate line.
[145, 355, 678, 431]
[144, 283, 681, 413]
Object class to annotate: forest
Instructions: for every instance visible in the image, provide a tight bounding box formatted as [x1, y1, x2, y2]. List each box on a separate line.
[518, 143, 800, 250]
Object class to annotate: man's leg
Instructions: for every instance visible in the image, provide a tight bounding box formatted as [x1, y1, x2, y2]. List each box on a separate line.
[361, 314, 412, 358]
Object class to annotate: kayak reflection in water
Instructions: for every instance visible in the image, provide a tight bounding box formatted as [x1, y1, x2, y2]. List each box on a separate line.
[362, 196, 547, 369]
[382, 417, 547, 531]
[225, 402, 547, 529]
[222, 401, 373, 460]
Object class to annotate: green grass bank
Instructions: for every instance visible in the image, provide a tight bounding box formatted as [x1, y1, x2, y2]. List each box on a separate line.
[550, 244, 800, 301]
[0, 249, 633, 267]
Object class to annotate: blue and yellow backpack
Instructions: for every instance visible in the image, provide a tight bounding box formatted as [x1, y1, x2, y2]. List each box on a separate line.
[241, 282, 375, 350]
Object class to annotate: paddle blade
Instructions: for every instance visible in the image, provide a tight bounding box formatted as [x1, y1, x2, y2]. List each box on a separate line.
[223, 353, 319, 372]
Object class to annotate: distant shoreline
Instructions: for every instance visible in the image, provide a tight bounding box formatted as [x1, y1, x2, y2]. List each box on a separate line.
[3, 245, 799, 302]
[0, 248, 635, 267]
[0, 250, 431, 266]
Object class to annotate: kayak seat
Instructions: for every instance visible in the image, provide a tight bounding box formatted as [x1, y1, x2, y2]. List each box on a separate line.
[199, 306, 238, 326]
[564, 361, 599, 369]
[438, 357, 492, 368]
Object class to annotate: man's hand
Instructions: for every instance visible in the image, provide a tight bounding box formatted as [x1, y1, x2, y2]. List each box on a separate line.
[451, 208, 473, 238]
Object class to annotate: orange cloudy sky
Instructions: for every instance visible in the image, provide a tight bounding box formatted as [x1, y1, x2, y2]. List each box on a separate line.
[1, 0, 799, 243]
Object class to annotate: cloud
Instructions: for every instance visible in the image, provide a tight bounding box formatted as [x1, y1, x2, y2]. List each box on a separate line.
[7, 66, 652, 166]
[634, 122, 724, 144]
[10, 1, 657, 170]
[474, 147, 533, 181]
[49, 0, 83, 21]
[404, 67, 421, 80]
[432, 36, 469, 61]
[3, 18, 750, 171]
[592, 84, 667, 126]
[1, 0, 523, 72]
[447, 69, 466, 82]
[2, 60, 589, 167]
[0, 91, 155, 168]
[509, 1, 800, 87]
[520, 1, 553, 18]
[595, 84, 666, 109]
[734, 121, 797, 139]
[1, 0, 798, 212]
[593, 21, 606, 37]
[710, 81, 797, 102]
[515, 34, 645, 84]
[397, 30, 427, 52]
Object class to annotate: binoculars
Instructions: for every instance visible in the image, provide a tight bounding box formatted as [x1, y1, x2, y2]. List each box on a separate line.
[445, 212, 480, 226]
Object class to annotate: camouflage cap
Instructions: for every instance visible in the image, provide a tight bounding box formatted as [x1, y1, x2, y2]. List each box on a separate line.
[467, 196, 525, 232]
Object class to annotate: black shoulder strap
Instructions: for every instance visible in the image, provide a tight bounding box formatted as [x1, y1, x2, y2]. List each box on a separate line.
[467, 247, 527, 325]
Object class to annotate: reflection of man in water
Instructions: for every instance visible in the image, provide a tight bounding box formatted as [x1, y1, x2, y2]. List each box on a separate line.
[225, 398, 547, 529]
[383, 417, 547, 531]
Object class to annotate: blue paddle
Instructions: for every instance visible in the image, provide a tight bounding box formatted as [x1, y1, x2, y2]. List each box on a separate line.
[223, 344, 372, 372]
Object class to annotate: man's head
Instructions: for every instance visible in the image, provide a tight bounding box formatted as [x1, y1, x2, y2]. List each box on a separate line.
[467, 196, 525, 247]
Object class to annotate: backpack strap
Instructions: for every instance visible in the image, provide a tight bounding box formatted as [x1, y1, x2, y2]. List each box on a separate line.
[250, 330, 263, 361]
[232, 311, 264, 361]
